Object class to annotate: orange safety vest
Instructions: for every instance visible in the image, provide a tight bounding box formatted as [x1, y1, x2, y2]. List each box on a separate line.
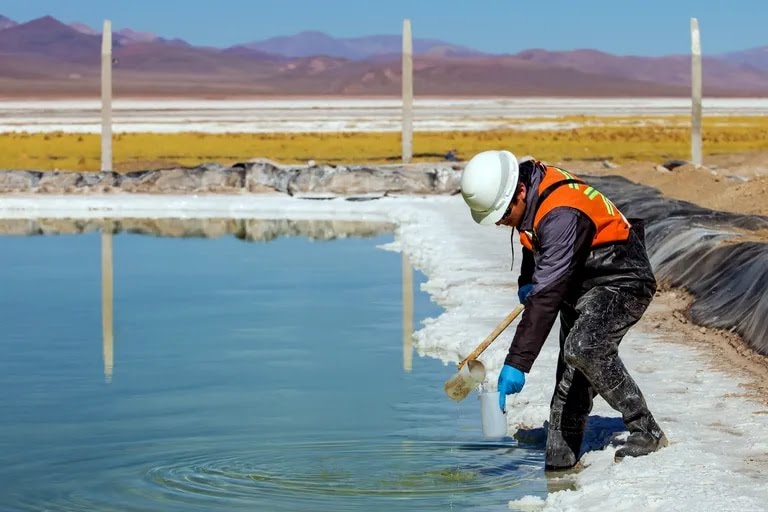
[519, 166, 630, 252]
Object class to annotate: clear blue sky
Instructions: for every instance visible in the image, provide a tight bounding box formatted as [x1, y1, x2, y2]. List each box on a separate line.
[2, 0, 765, 55]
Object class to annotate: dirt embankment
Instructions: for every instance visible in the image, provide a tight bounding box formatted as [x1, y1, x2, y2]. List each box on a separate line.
[568, 150, 768, 217]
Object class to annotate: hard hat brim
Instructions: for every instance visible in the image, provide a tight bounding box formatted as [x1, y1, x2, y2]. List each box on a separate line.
[471, 198, 510, 225]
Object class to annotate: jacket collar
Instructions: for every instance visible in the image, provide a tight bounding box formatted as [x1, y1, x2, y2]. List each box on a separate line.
[518, 162, 545, 233]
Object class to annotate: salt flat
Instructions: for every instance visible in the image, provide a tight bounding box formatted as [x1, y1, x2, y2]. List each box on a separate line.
[0, 97, 766, 133]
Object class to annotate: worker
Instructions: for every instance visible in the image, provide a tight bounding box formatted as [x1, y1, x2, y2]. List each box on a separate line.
[459, 150, 667, 470]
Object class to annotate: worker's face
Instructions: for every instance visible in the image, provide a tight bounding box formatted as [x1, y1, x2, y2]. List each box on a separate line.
[495, 184, 526, 228]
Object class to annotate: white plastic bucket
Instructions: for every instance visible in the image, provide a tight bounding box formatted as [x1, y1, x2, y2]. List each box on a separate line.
[479, 390, 508, 439]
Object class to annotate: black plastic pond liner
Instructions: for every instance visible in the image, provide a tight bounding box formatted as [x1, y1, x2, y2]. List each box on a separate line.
[582, 175, 768, 355]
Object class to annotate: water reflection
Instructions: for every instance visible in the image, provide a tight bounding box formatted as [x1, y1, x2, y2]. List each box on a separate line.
[402, 252, 414, 373]
[5, 216, 415, 380]
[14, 217, 395, 385]
[0, 218, 395, 241]
[102, 227, 113, 383]
[4, 217, 416, 380]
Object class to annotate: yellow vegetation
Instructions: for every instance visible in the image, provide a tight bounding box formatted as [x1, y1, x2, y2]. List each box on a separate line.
[0, 116, 766, 172]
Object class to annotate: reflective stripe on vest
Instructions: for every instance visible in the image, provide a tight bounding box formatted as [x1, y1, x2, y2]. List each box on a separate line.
[519, 166, 630, 251]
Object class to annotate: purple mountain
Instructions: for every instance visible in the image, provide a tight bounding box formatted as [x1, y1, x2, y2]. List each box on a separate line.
[69, 22, 98, 35]
[719, 46, 768, 73]
[0, 14, 17, 30]
[0, 16, 102, 62]
[232, 30, 486, 59]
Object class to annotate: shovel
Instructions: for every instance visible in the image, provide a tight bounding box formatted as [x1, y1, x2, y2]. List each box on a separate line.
[443, 304, 525, 401]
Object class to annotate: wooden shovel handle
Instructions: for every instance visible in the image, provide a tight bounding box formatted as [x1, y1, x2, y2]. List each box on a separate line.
[457, 304, 525, 370]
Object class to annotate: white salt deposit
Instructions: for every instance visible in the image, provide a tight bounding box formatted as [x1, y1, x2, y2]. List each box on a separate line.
[508, 495, 547, 511]
[1, 193, 766, 511]
[1, 97, 767, 133]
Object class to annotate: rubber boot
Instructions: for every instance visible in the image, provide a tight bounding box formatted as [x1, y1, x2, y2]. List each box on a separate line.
[601, 376, 668, 461]
[614, 413, 668, 460]
[545, 428, 584, 471]
[545, 402, 589, 471]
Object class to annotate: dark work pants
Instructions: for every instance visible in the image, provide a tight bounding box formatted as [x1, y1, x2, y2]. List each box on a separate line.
[545, 284, 655, 469]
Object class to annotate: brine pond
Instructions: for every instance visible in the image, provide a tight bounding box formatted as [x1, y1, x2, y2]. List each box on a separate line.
[0, 218, 548, 511]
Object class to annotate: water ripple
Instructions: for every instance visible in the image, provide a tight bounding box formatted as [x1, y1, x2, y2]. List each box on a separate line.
[138, 439, 542, 510]
[10, 438, 543, 511]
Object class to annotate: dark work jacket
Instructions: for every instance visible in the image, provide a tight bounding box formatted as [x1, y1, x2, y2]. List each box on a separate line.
[505, 164, 657, 373]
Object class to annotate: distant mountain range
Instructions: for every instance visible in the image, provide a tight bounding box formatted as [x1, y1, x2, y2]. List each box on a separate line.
[232, 30, 485, 60]
[0, 14, 766, 98]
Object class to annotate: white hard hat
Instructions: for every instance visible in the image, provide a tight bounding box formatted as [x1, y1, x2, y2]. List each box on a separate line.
[460, 150, 520, 225]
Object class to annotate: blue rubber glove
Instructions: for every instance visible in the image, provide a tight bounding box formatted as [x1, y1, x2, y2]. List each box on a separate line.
[518, 284, 534, 304]
[498, 365, 526, 411]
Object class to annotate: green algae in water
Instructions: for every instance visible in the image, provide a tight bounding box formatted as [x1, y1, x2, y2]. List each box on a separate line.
[381, 468, 478, 489]
[429, 468, 478, 482]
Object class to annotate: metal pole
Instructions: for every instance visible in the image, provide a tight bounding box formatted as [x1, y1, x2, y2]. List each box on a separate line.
[690, 18, 702, 168]
[101, 20, 113, 172]
[401, 19, 413, 164]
